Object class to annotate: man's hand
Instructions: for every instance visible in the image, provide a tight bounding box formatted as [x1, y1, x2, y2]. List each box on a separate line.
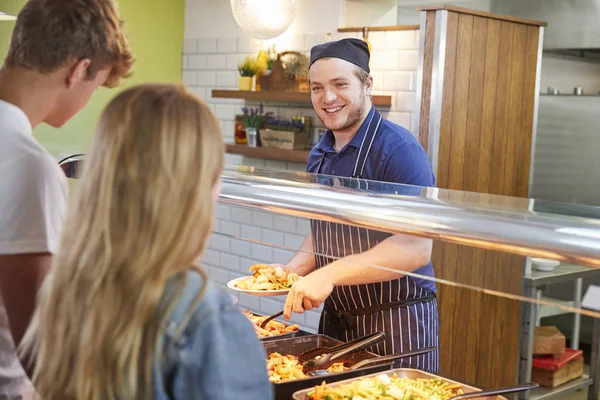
[283, 272, 333, 320]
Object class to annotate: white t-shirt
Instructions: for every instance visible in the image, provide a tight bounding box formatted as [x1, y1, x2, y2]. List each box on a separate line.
[0, 100, 68, 397]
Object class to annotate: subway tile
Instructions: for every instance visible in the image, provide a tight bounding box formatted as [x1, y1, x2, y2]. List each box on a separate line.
[386, 112, 411, 130]
[196, 70, 216, 86]
[260, 297, 284, 316]
[227, 53, 247, 70]
[385, 30, 416, 50]
[217, 37, 237, 53]
[262, 229, 285, 246]
[209, 266, 230, 285]
[284, 233, 305, 250]
[370, 50, 399, 71]
[231, 207, 253, 224]
[220, 253, 241, 272]
[225, 153, 244, 166]
[182, 71, 196, 86]
[286, 162, 307, 172]
[224, 121, 235, 138]
[398, 50, 419, 71]
[251, 243, 273, 261]
[414, 30, 421, 49]
[188, 86, 206, 100]
[273, 248, 296, 264]
[335, 32, 358, 40]
[215, 204, 231, 220]
[238, 292, 260, 310]
[382, 71, 412, 91]
[264, 160, 287, 171]
[274, 215, 297, 233]
[240, 257, 262, 271]
[216, 71, 237, 88]
[220, 220, 241, 236]
[230, 238, 252, 257]
[396, 91, 416, 113]
[202, 249, 220, 266]
[305, 33, 327, 50]
[206, 54, 227, 69]
[242, 157, 266, 168]
[181, 55, 188, 70]
[183, 38, 198, 54]
[241, 225, 262, 241]
[370, 71, 384, 91]
[188, 54, 207, 70]
[237, 36, 262, 53]
[277, 107, 305, 120]
[368, 31, 386, 50]
[198, 38, 217, 53]
[289, 312, 305, 326]
[214, 104, 235, 120]
[304, 310, 322, 330]
[411, 71, 418, 91]
[252, 210, 274, 229]
[209, 234, 230, 252]
[296, 219, 311, 235]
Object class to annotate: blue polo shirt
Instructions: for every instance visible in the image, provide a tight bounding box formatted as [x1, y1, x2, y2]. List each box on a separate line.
[307, 106, 437, 293]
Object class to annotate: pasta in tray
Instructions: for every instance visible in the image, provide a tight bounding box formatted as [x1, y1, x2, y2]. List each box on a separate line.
[267, 352, 347, 383]
[307, 373, 464, 400]
[243, 310, 299, 337]
[235, 264, 300, 291]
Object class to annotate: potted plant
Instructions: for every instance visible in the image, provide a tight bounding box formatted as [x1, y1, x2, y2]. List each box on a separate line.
[241, 104, 273, 147]
[237, 57, 258, 91]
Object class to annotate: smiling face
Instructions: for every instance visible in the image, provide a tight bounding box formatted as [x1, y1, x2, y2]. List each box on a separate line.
[309, 58, 373, 134]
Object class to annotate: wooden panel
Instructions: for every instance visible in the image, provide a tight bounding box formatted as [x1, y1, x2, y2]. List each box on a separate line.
[211, 90, 392, 108]
[477, 19, 502, 195]
[225, 144, 309, 162]
[337, 25, 420, 32]
[446, 14, 473, 190]
[462, 16, 488, 192]
[517, 26, 540, 197]
[504, 24, 528, 197]
[417, 4, 547, 27]
[418, 11, 437, 151]
[435, 11, 459, 188]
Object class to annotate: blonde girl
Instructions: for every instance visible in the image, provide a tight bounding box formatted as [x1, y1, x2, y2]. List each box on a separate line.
[20, 83, 273, 400]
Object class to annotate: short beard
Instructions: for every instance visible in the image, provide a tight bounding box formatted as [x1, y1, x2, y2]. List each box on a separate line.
[323, 91, 367, 132]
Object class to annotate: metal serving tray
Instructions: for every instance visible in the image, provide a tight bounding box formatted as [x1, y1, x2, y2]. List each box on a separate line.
[263, 334, 394, 400]
[292, 368, 509, 400]
[244, 311, 307, 342]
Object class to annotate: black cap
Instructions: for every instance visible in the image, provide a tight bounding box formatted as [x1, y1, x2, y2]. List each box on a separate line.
[309, 38, 370, 73]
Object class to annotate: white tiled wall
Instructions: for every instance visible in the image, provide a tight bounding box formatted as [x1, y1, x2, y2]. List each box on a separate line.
[183, 0, 421, 332]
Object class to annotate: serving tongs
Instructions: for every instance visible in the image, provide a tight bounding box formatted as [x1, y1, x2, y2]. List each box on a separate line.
[300, 331, 386, 373]
[259, 311, 284, 328]
[448, 382, 538, 399]
[306, 346, 437, 377]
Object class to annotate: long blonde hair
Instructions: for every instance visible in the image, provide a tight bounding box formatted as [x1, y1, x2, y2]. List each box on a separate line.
[21, 83, 224, 399]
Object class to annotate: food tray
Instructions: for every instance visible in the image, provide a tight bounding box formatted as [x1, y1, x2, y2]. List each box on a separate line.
[263, 334, 394, 400]
[291, 368, 509, 400]
[243, 310, 307, 342]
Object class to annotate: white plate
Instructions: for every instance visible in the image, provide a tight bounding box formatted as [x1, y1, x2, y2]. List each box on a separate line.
[532, 257, 560, 272]
[226, 276, 291, 297]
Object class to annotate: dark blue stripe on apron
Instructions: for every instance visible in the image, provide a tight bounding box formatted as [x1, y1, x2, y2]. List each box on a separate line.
[311, 109, 440, 373]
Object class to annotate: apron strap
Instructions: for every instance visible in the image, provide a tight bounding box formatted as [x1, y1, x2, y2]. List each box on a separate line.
[352, 109, 383, 179]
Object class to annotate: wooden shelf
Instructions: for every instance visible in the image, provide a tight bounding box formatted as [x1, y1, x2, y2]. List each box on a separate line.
[226, 144, 310, 163]
[212, 90, 392, 107]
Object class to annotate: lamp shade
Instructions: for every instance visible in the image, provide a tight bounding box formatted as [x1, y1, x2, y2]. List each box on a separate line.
[230, 0, 297, 40]
[0, 12, 16, 21]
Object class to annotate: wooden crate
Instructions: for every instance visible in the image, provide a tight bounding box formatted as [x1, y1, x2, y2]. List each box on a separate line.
[533, 326, 566, 357]
[260, 129, 308, 150]
[532, 349, 584, 388]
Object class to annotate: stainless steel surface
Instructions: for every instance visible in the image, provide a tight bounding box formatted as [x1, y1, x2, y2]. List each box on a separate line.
[529, 375, 593, 400]
[221, 168, 600, 267]
[412, 10, 427, 135]
[574, 278, 583, 350]
[530, 96, 600, 207]
[491, 0, 600, 54]
[292, 368, 509, 400]
[348, 346, 437, 370]
[575, 87, 584, 96]
[529, 26, 544, 198]
[525, 264, 600, 287]
[450, 383, 538, 400]
[427, 9, 448, 176]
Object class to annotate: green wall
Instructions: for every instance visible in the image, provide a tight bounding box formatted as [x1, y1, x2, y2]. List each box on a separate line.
[0, 0, 185, 156]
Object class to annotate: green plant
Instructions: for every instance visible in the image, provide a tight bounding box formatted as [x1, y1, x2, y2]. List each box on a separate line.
[238, 57, 259, 77]
[241, 104, 273, 129]
[267, 57, 275, 71]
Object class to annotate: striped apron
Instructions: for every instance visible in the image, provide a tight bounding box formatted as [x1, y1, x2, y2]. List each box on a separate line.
[311, 110, 440, 372]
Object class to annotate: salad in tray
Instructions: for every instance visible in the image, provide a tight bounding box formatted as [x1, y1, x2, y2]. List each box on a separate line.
[307, 373, 464, 400]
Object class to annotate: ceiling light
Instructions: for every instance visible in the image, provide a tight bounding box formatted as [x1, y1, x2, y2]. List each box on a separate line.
[230, 0, 297, 40]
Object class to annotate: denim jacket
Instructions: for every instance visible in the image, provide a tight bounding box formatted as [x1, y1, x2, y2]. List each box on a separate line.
[152, 271, 273, 400]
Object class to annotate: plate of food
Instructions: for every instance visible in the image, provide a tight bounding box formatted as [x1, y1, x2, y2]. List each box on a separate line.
[227, 264, 300, 297]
